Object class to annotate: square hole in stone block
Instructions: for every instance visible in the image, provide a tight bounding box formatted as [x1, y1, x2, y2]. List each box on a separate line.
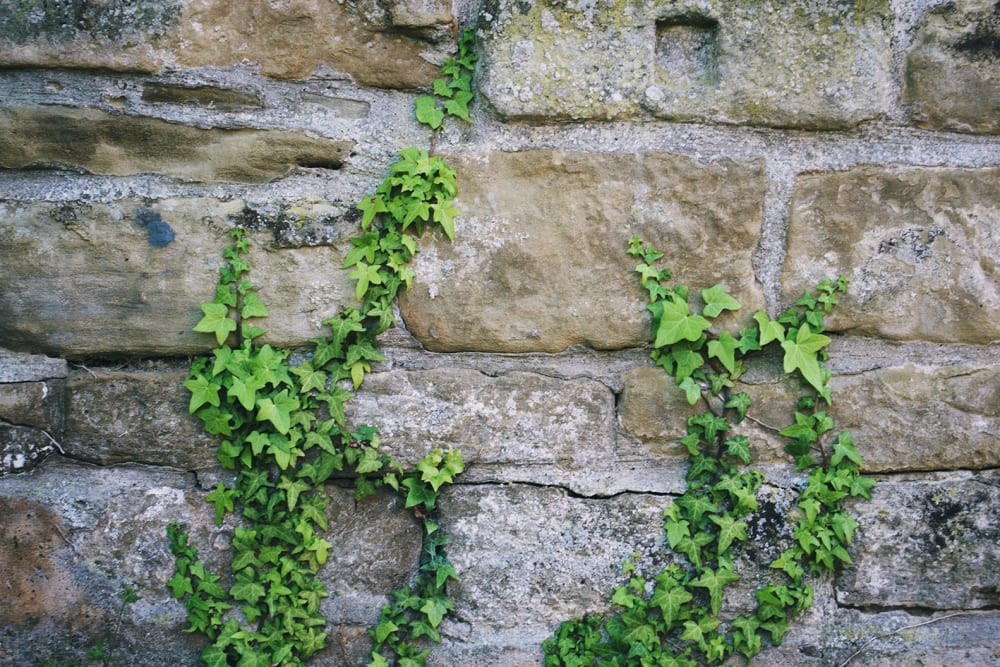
[655, 15, 720, 87]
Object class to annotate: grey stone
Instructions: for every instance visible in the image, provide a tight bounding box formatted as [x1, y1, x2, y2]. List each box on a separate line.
[478, 0, 892, 128]
[0, 198, 355, 357]
[837, 471, 1000, 610]
[399, 149, 765, 353]
[783, 166, 1000, 345]
[905, 0, 1000, 134]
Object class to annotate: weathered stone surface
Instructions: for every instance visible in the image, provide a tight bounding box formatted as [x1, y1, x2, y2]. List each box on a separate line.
[837, 471, 1000, 610]
[479, 0, 891, 128]
[0, 0, 453, 87]
[64, 368, 217, 470]
[0, 198, 354, 357]
[0, 347, 68, 383]
[400, 150, 765, 353]
[0, 348, 67, 475]
[783, 166, 1000, 344]
[0, 106, 353, 183]
[618, 366, 698, 443]
[347, 367, 689, 495]
[905, 0, 1000, 134]
[434, 484, 671, 659]
[140, 82, 264, 111]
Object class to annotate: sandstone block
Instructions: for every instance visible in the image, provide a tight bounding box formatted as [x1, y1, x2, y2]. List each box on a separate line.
[399, 150, 765, 353]
[618, 367, 699, 443]
[0, 106, 353, 184]
[0, 198, 355, 357]
[905, 0, 1000, 134]
[837, 471, 1000, 610]
[0, 0, 453, 87]
[479, 0, 891, 128]
[0, 348, 67, 475]
[783, 166, 1000, 344]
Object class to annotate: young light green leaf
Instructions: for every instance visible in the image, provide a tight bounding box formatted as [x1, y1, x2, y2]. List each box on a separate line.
[414, 95, 444, 129]
[753, 310, 786, 346]
[655, 297, 711, 347]
[701, 284, 741, 318]
[781, 324, 831, 392]
[707, 331, 739, 374]
[194, 302, 237, 345]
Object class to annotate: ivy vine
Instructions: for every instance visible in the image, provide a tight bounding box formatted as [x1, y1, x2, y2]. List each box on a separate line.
[542, 237, 874, 666]
[167, 27, 477, 667]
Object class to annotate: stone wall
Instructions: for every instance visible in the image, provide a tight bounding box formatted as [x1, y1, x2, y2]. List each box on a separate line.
[1, 0, 998, 665]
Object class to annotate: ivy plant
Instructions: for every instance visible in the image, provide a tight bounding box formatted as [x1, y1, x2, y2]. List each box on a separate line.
[169, 27, 477, 667]
[542, 237, 874, 666]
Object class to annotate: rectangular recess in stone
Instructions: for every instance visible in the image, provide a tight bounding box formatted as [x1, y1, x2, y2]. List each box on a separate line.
[141, 82, 263, 111]
[655, 14, 720, 88]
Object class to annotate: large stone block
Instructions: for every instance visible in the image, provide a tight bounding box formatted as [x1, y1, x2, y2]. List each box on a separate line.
[837, 471, 1000, 610]
[64, 368, 217, 470]
[905, 0, 1000, 134]
[478, 0, 891, 128]
[0, 106, 353, 184]
[783, 166, 1000, 344]
[0, 0, 453, 87]
[399, 150, 765, 353]
[0, 198, 355, 357]
[346, 367, 685, 495]
[0, 348, 67, 475]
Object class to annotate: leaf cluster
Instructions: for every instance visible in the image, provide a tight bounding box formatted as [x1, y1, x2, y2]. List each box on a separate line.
[415, 28, 477, 129]
[543, 239, 871, 666]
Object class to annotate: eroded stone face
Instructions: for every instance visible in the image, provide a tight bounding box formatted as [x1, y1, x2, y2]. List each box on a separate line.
[783, 166, 1000, 344]
[0, 106, 354, 183]
[399, 150, 766, 354]
[905, 0, 1000, 134]
[478, 0, 892, 128]
[0, 0, 453, 86]
[0, 198, 354, 357]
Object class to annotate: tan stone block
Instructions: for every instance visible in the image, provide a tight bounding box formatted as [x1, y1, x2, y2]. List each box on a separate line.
[0, 106, 353, 184]
[783, 166, 1000, 344]
[399, 150, 765, 353]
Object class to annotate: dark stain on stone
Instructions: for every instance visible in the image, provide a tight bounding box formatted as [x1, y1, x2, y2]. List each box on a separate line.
[877, 227, 945, 261]
[921, 490, 982, 554]
[953, 4, 1000, 60]
[0, 0, 182, 44]
[134, 207, 175, 247]
[229, 204, 344, 249]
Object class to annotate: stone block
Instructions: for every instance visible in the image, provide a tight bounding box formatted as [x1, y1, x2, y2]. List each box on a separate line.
[478, 0, 891, 128]
[836, 471, 1000, 610]
[0, 106, 353, 184]
[905, 0, 1000, 134]
[64, 368, 217, 470]
[399, 150, 765, 353]
[0, 348, 67, 475]
[0, 198, 355, 357]
[783, 166, 1000, 344]
[0, 0, 453, 87]
[346, 367, 686, 495]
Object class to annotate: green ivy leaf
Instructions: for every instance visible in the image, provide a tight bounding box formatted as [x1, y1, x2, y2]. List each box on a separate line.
[707, 331, 739, 374]
[240, 292, 269, 319]
[701, 284, 741, 318]
[781, 324, 831, 392]
[414, 95, 444, 129]
[255, 389, 300, 434]
[655, 297, 711, 347]
[753, 310, 785, 346]
[710, 513, 749, 553]
[691, 566, 741, 615]
[194, 302, 237, 345]
[206, 482, 235, 526]
[184, 375, 221, 413]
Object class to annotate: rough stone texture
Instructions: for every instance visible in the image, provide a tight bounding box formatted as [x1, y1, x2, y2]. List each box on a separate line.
[783, 166, 1000, 344]
[479, 0, 892, 128]
[0, 198, 355, 357]
[0, 0, 454, 87]
[400, 150, 766, 353]
[0, 348, 67, 475]
[64, 367, 217, 470]
[347, 367, 686, 495]
[905, 0, 1000, 134]
[0, 106, 353, 184]
[433, 484, 672, 661]
[837, 470, 1000, 610]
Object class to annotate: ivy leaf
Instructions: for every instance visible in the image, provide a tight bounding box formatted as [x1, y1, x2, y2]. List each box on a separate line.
[240, 292, 269, 319]
[256, 390, 300, 434]
[431, 199, 458, 241]
[193, 302, 237, 345]
[678, 376, 701, 405]
[290, 362, 327, 395]
[654, 297, 711, 347]
[710, 513, 749, 553]
[230, 580, 265, 605]
[671, 345, 704, 381]
[443, 90, 474, 123]
[184, 375, 221, 413]
[831, 431, 864, 468]
[781, 324, 831, 392]
[691, 566, 741, 615]
[200, 645, 229, 667]
[649, 583, 693, 628]
[724, 435, 752, 465]
[754, 310, 786, 346]
[349, 262, 384, 302]
[724, 392, 752, 421]
[414, 95, 444, 129]
[206, 482, 235, 526]
[701, 284, 741, 318]
[167, 571, 194, 599]
[228, 374, 265, 411]
[707, 331, 739, 374]
[357, 194, 388, 229]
